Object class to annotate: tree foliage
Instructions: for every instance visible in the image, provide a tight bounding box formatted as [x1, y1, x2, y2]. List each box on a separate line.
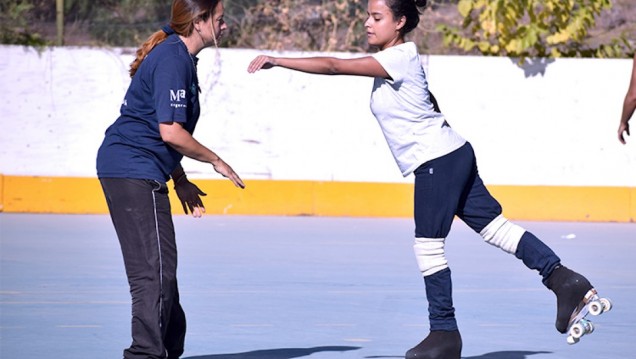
[85, 0, 170, 47]
[1, 0, 632, 58]
[0, 1, 46, 45]
[226, 0, 369, 52]
[438, 0, 633, 59]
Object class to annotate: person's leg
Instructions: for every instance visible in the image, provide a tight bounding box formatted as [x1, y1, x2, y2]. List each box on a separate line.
[407, 144, 475, 359]
[153, 185, 187, 358]
[164, 297, 186, 359]
[101, 178, 183, 359]
[456, 146, 593, 334]
[454, 143, 561, 277]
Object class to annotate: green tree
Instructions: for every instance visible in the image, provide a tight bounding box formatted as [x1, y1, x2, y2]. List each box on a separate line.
[0, 1, 47, 45]
[438, 0, 632, 60]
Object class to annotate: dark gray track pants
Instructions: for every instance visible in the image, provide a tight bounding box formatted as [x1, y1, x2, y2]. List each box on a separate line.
[100, 178, 186, 359]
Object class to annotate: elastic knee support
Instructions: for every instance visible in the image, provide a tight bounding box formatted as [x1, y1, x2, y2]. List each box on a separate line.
[414, 237, 448, 276]
[479, 214, 524, 254]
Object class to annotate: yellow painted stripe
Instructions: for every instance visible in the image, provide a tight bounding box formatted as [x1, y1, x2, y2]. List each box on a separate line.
[0, 174, 4, 212]
[0, 175, 633, 222]
[488, 186, 635, 223]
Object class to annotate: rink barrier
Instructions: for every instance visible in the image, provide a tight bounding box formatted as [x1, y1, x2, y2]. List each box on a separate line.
[0, 175, 634, 222]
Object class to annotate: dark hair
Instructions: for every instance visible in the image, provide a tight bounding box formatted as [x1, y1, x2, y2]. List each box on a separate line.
[386, 0, 428, 36]
[129, 0, 221, 77]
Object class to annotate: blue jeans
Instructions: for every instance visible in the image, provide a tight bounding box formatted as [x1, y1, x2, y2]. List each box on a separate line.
[413, 142, 560, 331]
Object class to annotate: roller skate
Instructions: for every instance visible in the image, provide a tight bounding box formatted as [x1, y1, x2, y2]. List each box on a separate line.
[545, 265, 612, 344]
[405, 330, 462, 359]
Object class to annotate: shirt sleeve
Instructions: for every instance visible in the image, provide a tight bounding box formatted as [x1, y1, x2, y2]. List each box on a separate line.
[371, 46, 408, 85]
[153, 54, 193, 124]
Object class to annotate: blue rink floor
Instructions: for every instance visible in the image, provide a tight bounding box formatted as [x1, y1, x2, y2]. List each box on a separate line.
[1, 213, 634, 359]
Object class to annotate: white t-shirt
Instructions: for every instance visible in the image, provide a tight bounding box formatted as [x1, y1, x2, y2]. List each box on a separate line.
[370, 42, 466, 176]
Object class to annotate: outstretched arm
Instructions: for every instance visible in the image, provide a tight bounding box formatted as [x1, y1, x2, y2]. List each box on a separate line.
[160, 121, 245, 189]
[619, 54, 636, 144]
[247, 55, 390, 79]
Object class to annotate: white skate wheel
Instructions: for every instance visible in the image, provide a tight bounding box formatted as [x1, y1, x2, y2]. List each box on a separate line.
[600, 297, 612, 312]
[567, 335, 579, 345]
[570, 323, 585, 339]
[588, 300, 603, 316]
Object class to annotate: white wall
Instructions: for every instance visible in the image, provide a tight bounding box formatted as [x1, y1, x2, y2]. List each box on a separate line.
[1, 45, 634, 186]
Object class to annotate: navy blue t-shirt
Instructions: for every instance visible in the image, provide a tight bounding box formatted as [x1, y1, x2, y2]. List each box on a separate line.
[96, 34, 200, 182]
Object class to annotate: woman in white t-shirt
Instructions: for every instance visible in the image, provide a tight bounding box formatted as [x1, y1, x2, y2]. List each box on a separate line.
[248, 0, 600, 357]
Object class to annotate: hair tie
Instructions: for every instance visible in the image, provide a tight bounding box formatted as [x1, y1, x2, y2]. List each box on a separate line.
[161, 24, 175, 35]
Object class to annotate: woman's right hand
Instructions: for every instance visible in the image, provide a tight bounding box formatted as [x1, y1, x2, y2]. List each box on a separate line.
[618, 121, 630, 144]
[174, 178, 207, 218]
[247, 55, 276, 73]
[212, 158, 245, 189]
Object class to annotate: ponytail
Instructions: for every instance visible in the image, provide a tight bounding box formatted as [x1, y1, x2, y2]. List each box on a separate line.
[388, 0, 428, 36]
[129, 30, 169, 78]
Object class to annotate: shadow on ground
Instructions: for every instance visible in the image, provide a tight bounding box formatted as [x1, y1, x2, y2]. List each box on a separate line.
[183, 346, 361, 359]
[463, 352, 552, 359]
[366, 351, 552, 359]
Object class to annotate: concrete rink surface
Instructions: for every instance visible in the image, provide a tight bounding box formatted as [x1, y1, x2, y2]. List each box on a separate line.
[1, 213, 634, 358]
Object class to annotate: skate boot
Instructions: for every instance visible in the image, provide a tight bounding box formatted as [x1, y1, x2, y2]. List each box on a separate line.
[405, 330, 462, 359]
[544, 265, 594, 333]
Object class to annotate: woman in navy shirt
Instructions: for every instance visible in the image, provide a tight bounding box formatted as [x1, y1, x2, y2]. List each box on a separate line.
[97, 1, 244, 357]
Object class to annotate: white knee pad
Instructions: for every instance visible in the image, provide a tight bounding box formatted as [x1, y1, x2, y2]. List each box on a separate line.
[413, 237, 448, 276]
[479, 214, 524, 254]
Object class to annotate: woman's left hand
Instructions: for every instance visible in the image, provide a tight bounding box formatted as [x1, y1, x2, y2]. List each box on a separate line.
[212, 159, 245, 189]
[174, 179, 207, 218]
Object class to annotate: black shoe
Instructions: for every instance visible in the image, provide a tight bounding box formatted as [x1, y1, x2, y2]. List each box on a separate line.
[405, 330, 462, 359]
[544, 265, 594, 333]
